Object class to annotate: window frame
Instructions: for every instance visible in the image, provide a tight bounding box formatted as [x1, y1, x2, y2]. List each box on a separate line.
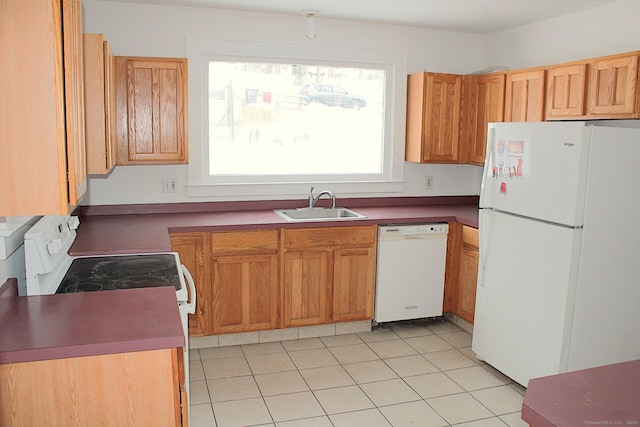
[186, 38, 407, 198]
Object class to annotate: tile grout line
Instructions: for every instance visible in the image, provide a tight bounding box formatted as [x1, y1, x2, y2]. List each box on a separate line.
[192, 320, 524, 427]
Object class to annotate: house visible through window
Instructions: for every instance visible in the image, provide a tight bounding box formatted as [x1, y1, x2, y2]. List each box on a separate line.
[208, 61, 386, 178]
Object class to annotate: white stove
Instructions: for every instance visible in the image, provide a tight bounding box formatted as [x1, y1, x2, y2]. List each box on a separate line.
[23, 215, 196, 422]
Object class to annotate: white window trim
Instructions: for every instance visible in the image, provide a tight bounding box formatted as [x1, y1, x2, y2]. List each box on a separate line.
[186, 37, 407, 199]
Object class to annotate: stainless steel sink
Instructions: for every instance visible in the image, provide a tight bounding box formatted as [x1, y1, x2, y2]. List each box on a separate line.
[274, 207, 367, 222]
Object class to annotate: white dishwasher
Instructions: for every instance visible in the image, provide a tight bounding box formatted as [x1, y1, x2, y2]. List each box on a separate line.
[374, 223, 449, 323]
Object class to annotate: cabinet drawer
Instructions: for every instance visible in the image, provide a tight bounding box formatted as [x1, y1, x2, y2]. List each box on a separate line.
[211, 230, 279, 255]
[284, 226, 376, 250]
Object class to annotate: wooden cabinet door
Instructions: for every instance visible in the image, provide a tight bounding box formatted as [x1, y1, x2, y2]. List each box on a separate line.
[170, 233, 208, 336]
[84, 34, 117, 175]
[62, 0, 87, 206]
[467, 74, 505, 165]
[0, 349, 180, 427]
[1, 0, 87, 215]
[505, 69, 545, 122]
[424, 73, 462, 163]
[332, 247, 376, 322]
[282, 226, 376, 327]
[406, 72, 462, 163]
[283, 250, 331, 327]
[546, 64, 587, 119]
[456, 226, 479, 324]
[587, 54, 639, 116]
[210, 230, 279, 334]
[116, 57, 188, 165]
[212, 253, 279, 334]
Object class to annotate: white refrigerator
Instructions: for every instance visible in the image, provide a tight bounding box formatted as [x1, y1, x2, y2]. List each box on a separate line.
[472, 121, 640, 387]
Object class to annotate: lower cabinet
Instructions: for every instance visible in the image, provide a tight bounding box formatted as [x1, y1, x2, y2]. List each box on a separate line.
[171, 226, 377, 335]
[210, 230, 279, 334]
[457, 225, 479, 323]
[282, 226, 377, 327]
[332, 247, 377, 322]
[282, 249, 331, 327]
[170, 232, 208, 336]
[443, 222, 479, 324]
[0, 348, 184, 426]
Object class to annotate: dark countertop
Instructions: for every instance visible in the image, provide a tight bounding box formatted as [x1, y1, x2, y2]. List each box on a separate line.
[70, 197, 479, 255]
[0, 280, 184, 365]
[0, 197, 477, 365]
[522, 359, 640, 426]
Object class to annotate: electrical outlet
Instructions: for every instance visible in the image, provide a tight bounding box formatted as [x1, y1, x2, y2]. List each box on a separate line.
[162, 178, 178, 193]
[425, 176, 433, 190]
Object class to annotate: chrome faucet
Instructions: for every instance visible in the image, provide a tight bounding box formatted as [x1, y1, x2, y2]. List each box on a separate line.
[308, 186, 336, 209]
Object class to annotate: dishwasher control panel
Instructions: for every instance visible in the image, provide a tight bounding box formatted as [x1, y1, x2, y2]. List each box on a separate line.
[400, 224, 448, 235]
[378, 223, 449, 238]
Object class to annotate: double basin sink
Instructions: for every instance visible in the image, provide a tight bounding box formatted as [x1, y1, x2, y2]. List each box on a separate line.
[274, 207, 367, 222]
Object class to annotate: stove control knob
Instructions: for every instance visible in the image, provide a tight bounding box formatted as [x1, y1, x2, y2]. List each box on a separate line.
[47, 238, 63, 255]
[67, 216, 80, 230]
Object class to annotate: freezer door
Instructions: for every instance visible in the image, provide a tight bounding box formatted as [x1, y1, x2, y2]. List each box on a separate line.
[480, 122, 590, 227]
[472, 209, 582, 386]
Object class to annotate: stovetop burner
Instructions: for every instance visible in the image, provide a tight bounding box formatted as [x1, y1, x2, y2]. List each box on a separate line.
[55, 254, 182, 294]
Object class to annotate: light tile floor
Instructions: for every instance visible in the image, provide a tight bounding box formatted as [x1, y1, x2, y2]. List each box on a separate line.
[189, 319, 529, 427]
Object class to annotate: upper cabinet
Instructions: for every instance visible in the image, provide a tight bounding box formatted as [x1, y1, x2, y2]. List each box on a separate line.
[547, 52, 640, 120]
[463, 73, 505, 166]
[115, 57, 188, 165]
[0, 0, 87, 216]
[406, 72, 462, 163]
[504, 69, 545, 122]
[587, 53, 639, 117]
[84, 33, 117, 175]
[545, 63, 587, 118]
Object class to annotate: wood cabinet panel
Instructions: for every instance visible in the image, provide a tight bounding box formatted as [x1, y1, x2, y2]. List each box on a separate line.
[465, 73, 505, 166]
[406, 72, 462, 163]
[0, 349, 182, 426]
[505, 69, 545, 122]
[0, 0, 86, 215]
[63, 0, 87, 206]
[332, 247, 376, 322]
[443, 223, 479, 324]
[283, 226, 376, 327]
[457, 226, 479, 324]
[84, 33, 117, 175]
[587, 54, 639, 116]
[212, 253, 279, 333]
[116, 57, 188, 165]
[170, 233, 208, 336]
[211, 230, 279, 254]
[546, 64, 587, 118]
[206, 230, 280, 334]
[283, 226, 376, 249]
[282, 250, 331, 327]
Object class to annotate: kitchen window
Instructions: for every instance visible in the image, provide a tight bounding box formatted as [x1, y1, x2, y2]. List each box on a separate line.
[187, 38, 407, 198]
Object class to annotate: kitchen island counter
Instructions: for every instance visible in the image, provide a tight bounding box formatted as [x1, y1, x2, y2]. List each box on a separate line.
[70, 196, 479, 255]
[0, 279, 184, 365]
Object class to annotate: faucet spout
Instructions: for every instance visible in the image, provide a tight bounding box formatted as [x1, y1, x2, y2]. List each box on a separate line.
[308, 187, 336, 209]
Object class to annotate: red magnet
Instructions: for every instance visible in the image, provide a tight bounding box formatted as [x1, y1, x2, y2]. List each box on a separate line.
[500, 182, 507, 194]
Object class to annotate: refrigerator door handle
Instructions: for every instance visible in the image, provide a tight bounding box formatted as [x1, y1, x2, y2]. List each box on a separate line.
[478, 210, 491, 288]
[479, 127, 496, 208]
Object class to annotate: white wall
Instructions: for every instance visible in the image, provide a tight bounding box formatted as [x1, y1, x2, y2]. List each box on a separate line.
[482, 0, 640, 69]
[82, 0, 640, 206]
[82, 0, 485, 205]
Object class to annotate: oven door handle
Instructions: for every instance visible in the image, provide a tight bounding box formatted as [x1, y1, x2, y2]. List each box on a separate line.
[181, 264, 197, 315]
